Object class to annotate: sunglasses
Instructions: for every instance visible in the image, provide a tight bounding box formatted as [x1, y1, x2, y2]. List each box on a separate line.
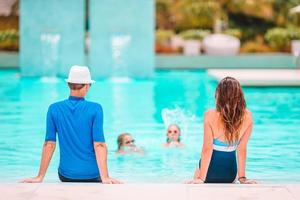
[125, 139, 135, 145]
[168, 130, 178, 134]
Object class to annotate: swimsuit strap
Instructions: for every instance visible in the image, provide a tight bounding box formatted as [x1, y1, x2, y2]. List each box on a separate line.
[213, 138, 238, 152]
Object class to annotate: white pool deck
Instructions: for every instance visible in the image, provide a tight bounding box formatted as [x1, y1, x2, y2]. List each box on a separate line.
[1, 183, 299, 200]
[208, 69, 300, 86]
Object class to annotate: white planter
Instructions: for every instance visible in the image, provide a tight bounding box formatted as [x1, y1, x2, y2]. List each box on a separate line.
[291, 40, 300, 56]
[203, 34, 240, 55]
[183, 40, 201, 55]
[170, 35, 184, 49]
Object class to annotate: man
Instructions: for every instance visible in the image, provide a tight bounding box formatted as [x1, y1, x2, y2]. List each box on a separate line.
[23, 65, 120, 183]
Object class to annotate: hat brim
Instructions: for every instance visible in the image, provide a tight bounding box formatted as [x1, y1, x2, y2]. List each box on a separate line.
[65, 79, 95, 84]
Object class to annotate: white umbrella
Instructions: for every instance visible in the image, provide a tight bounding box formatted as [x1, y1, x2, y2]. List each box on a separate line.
[290, 5, 300, 14]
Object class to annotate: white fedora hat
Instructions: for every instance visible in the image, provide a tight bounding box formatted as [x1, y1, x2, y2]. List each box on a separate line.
[65, 65, 95, 84]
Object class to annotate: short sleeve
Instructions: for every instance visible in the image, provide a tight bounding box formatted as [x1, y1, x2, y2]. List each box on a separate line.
[92, 104, 105, 142]
[45, 105, 57, 141]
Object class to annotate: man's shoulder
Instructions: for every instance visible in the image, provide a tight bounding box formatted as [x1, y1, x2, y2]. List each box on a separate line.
[48, 100, 67, 109]
[85, 100, 103, 109]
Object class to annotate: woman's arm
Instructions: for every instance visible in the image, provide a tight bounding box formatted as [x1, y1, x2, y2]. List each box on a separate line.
[197, 111, 214, 181]
[237, 113, 256, 184]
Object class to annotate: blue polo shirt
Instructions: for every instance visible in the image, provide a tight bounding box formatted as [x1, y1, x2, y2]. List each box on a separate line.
[45, 96, 105, 179]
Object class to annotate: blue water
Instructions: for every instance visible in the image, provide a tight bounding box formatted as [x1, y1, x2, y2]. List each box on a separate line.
[0, 69, 300, 183]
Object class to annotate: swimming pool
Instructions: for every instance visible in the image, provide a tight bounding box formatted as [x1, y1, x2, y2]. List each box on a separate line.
[0, 69, 300, 183]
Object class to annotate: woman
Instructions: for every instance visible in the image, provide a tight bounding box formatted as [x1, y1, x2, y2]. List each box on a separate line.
[188, 77, 256, 184]
[164, 124, 184, 148]
[116, 133, 143, 154]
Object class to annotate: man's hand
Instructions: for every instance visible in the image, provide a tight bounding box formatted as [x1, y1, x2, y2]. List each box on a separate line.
[21, 176, 43, 183]
[94, 142, 123, 184]
[21, 141, 56, 184]
[101, 177, 123, 184]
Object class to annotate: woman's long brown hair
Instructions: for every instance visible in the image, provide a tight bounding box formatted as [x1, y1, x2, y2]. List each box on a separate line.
[215, 77, 246, 144]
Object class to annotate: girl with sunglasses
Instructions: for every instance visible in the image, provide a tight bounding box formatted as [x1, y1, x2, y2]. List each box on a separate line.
[164, 124, 184, 148]
[116, 133, 143, 154]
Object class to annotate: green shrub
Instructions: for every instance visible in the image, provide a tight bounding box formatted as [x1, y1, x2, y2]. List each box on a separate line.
[288, 28, 300, 40]
[240, 41, 274, 53]
[179, 29, 211, 40]
[265, 28, 290, 50]
[0, 29, 19, 51]
[156, 29, 174, 43]
[175, 1, 223, 30]
[224, 29, 242, 39]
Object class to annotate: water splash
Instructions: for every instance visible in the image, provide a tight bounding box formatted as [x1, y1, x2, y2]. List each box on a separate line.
[161, 107, 197, 135]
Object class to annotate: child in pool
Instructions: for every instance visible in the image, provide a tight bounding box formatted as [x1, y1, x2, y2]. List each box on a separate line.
[164, 124, 184, 148]
[116, 133, 144, 155]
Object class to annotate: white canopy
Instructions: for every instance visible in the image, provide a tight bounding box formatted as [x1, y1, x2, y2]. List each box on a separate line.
[290, 5, 300, 14]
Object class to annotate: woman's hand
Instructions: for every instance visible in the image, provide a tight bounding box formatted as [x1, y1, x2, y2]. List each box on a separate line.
[21, 176, 43, 183]
[186, 179, 204, 184]
[101, 177, 123, 184]
[239, 177, 257, 184]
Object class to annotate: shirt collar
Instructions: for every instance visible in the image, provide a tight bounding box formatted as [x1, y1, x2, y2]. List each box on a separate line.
[69, 96, 85, 101]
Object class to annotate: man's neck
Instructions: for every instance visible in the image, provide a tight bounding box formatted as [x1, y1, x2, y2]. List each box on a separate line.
[70, 91, 85, 98]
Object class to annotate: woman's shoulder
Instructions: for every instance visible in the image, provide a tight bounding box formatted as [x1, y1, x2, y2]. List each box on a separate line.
[243, 109, 253, 128]
[204, 109, 217, 115]
[244, 109, 253, 120]
[204, 109, 219, 118]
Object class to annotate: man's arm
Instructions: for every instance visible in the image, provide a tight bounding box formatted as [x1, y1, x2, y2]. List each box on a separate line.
[94, 142, 121, 184]
[22, 141, 56, 183]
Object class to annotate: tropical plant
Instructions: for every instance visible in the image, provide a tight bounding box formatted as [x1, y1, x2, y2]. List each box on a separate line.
[180, 1, 223, 30]
[265, 27, 290, 50]
[224, 28, 242, 39]
[0, 29, 19, 51]
[156, 29, 174, 43]
[180, 29, 211, 40]
[288, 27, 300, 40]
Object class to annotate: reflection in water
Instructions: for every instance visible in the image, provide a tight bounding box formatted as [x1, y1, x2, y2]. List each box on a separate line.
[110, 80, 155, 135]
[153, 71, 216, 123]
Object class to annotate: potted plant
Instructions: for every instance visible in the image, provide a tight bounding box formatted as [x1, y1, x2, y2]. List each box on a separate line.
[170, 35, 184, 52]
[180, 29, 210, 55]
[289, 28, 300, 56]
[155, 29, 174, 54]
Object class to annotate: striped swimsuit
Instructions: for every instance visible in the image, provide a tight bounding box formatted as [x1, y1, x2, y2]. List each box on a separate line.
[199, 139, 238, 183]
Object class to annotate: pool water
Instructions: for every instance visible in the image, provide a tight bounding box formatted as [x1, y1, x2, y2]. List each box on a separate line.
[1, 69, 300, 183]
